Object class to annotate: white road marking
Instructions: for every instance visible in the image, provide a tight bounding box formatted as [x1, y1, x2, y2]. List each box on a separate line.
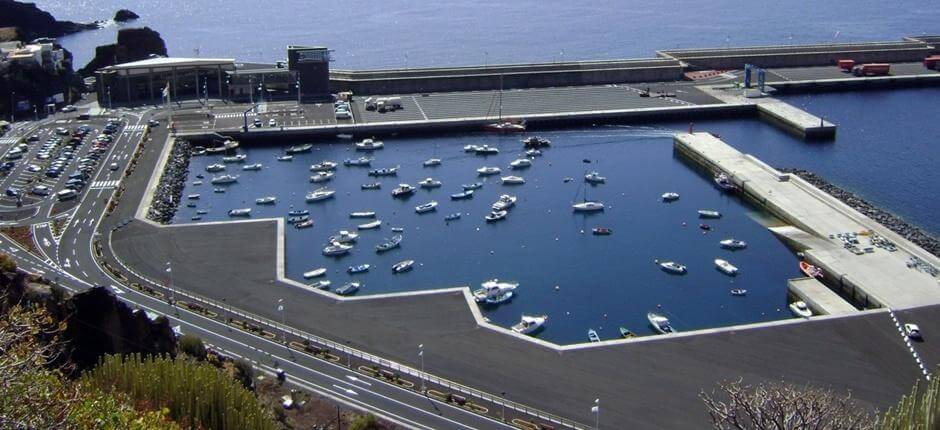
[332, 384, 359, 396]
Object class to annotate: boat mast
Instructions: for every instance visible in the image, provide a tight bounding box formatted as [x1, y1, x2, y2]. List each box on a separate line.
[498, 75, 503, 121]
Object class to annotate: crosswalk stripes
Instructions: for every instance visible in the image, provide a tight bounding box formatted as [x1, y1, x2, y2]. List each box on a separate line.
[0, 137, 22, 145]
[213, 113, 243, 119]
[124, 124, 147, 132]
[90, 179, 121, 189]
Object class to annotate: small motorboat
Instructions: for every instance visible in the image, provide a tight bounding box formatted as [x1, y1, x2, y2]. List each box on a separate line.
[361, 183, 381, 190]
[418, 178, 442, 188]
[294, 219, 314, 229]
[647, 312, 675, 334]
[423, 158, 442, 167]
[186, 202, 197, 208]
[799, 261, 824, 278]
[206, 163, 225, 172]
[572, 201, 605, 212]
[210, 175, 238, 185]
[322, 243, 353, 256]
[720, 238, 748, 249]
[213, 188, 226, 193]
[477, 166, 501, 176]
[714, 173, 739, 192]
[463, 144, 482, 153]
[698, 210, 722, 218]
[473, 279, 518, 303]
[192, 180, 203, 185]
[474, 145, 500, 155]
[509, 158, 532, 169]
[592, 227, 612, 235]
[391, 183, 416, 198]
[222, 154, 247, 163]
[587, 329, 601, 342]
[522, 136, 551, 148]
[303, 268, 327, 279]
[415, 201, 438, 214]
[228, 208, 251, 217]
[288, 209, 309, 217]
[310, 161, 338, 171]
[277, 155, 293, 161]
[500, 176, 525, 185]
[309, 280, 331, 290]
[287, 215, 309, 224]
[368, 165, 399, 176]
[195, 209, 209, 215]
[512, 314, 548, 335]
[335, 282, 360, 296]
[310, 171, 334, 183]
[191, 216, 202, 221]
[714, 258, 739, 276]
[242, 163, 262, 171]
[661, 192, 680, 201]
[525, 149, 542, 157]
[585, 171, 606, 184]
[255, 196, 277, 205]
[462, 182, 483, 190]
[355, 138, 384, 150]
[286, 143, 313, 154]
[375, 234, 403, 252]
[348, 264, 371, 274]
[485, 210, 508, 222]
[619, 327, 637, 338]
[789, 301, 812, 318]
[659, 261, 687, 274]
[344, 157, 372, 167]
[492, 194, 517, 211]
[390, 227, 404, 233]
[187, 194, 200, 200]
[392, 259, 415, 273]
[349, 211, 376, 218]
[305, 188, 335, 202]
[451, 190, 474, 200]
[358, 220, 382, 230]
[699, 224, 712, 231]
[730, 289, 748, 296]
[330, 231, 359, 244]
[444, 212, 462, 222]
[484, 290, 514, 305]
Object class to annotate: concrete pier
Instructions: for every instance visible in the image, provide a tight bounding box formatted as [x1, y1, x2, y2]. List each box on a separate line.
[788, 277, 858, 316]
[700, 86, 836, 139]
[674, 132, 940, 310]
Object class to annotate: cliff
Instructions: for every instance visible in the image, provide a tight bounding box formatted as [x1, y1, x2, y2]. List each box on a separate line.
[80, 27, 168, 76]
[0, 0, 99, 42]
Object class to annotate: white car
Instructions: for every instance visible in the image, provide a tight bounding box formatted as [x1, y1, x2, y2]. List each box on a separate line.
[31, 185, 50, 196]
[26, 164, 41, 172]
[905, 324, 922, 340]
[60, 105, 76, 113]
[268, 118, 277, 127]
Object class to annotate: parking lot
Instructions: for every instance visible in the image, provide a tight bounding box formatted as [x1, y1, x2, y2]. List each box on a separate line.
[171, 101, 346, 133]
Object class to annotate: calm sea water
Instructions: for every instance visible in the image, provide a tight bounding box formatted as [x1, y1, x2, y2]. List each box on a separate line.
[34, 0, 940, 69]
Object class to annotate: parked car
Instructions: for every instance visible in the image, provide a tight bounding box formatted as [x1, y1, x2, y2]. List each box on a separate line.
[60, 105, 76, 113]
[148, 119, 160, 127]
[905, 324, 922, 340]
[31, 185, 50, 196]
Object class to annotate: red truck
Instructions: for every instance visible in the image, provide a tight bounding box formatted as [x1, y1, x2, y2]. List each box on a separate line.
[852, 63, 890, 77]
[924, 56, 940, 70]
[837, 59, 855, 72]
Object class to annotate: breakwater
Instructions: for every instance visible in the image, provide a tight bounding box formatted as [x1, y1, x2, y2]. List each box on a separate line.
[146, 139, 191, 224]
[781, 169, 940, 257]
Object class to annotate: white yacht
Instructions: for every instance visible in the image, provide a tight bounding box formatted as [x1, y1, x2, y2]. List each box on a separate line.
[222, 154, 247, 163]
[418, 178, 442, 188]
[392, 259, 415, 273]
[648, 312, 675, 334]
[477, 166, 501, 176]
[349, 211, 376, 218]
[415, 201, 438, 214]
[525, 149, 542, 157]
[361, 183, 381, 190]
[474, 145, 500, 155]
[310, 280, 331, 290]
[720, 239, 748, 249]
[242, 163, 262, 171]
[310, 171, 334, 183]
[310, 161, 338, 171]
[323, 243, 353, 256]
[789, 301, 813, 318]
[330, 230, 359, 243]
[572, 201, 605, 212]
[463, 144, 483, 153]
[206, 163, 225, 172]
[659, 261, 687, 274]
[491, 194, 517, 211]
[369, 165, 399, 176]
[451, 190, 474, 200]
[423, 158, 442, 167]
[295, 219, 314, 229]
[661, 192, 680, 201]
[509, 158, 532, 169]
[286, 143, 313, 154]
[303, 267, 327, 279]
[391, 183, 416, 197]
[255, 196, 277, 205]
[358, 220, 382, 230]
[511, 314, 547, 335]
[714, 258, 739, 276]
[355, 138, 384, 150]
[277, 155, 293, 162]
[462, 182, 483, 190]
[210, 174, 238, 185]
[305, 188, 335, 202]
[585, 171, 606, 184]
[344, 157, 372, 167]
[485, 210, 508, 222]
[228, 208, 251, 217]
[473, 279, 518, 303]
[500, 176, 525, 185]
[187, 194, 200, 200]
[375, 234, 403, 252]
[698, 210, 722, 218]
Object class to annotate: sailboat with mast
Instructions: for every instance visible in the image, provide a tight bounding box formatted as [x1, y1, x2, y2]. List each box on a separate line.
[483, 75, 526, 133]
[572, 173, 605, 212]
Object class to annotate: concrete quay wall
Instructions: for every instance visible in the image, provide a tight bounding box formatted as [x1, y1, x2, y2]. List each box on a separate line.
[659, 41, 933, 70]
[768, 73, 940, 93]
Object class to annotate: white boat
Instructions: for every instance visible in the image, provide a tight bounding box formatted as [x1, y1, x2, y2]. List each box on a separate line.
[511, 314, 547, 335]
[474, 145, 500, 155]
[585, 171, 606, 184]
[355, 138, 384, 150]
[451, 190, 474, 200]
[376, 234, 403, 252]
[310, 161, 338, 171]
[485, 210, 508, 222]
[789, 301, 813, 318]
[255, 196, 277, 205]
[509, 158, 532, 169]
[588, 329, 601, 342]
[305, 188, 335, 202]
[463, 144, 482, 152]
[714, 258, 739, 276]
[415, 201, 438, 214]
[444, 212, 462, 222]
[391, 183, 416, 197]
[310, 280, 331, 290]
[730, 289, 748, 296]
[492, 194, 517, 211]
[525, 149, 542, 157]
[206, 163, 225, 172]
[500, 175, 525, 185]
[392, 259, 415, 273]
[242, 163, 262, 171]
[661, 192, 680, 201]
[390, 227, 404, 233]
[287, 215, 309, 224]
[647, 312, 675, 334]
[310, 171, 334, 183]
[659, 261, 687, 274]
[303, 268, 327, 279]
[288, 209, 309, 216]
[369, 166, 399, 176]
[698, 210, 722, 218]
[295, 220, 314, 229]
[462, 182, 483, 190]
[714, 173, 739, 192]
[423, 158, 442, 167]
[323, 243, 353, 256]
[473, 279, 518, 303]
[719, 239, 748, 249]
[483, 121, 526, 133]
[330, 230, 359, 243]
[572, 201, 605, 212]
[349, 211, 376, 218]
[286, 143, 313, 154]
[485, 290, 514, 304]
[222, 154, 247, 163]
[477, 166, 501, 176]
[344, 157, 372, 166]
[228, 208, 251, 217]
[335, 282, 360, 295]
[358, 220, 382, 230]
[277, 155, 293, 161]
[348, 264, 371, 274]
[361, 183, 382, 190]
[187, 194, 200, 200]
[210, 174, 238, 185]
[522, 136, 551, 148]
[418, 178, 442, 188]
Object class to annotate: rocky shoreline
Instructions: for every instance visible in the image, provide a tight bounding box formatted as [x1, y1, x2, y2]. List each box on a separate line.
[147, 139, 191, 224]
[782, 168, 939, 257]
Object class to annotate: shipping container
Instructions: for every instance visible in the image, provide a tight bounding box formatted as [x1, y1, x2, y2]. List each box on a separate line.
[924, 56, 940, 69]
[852, 63, 890, 77]
[837, 59, 855, 72]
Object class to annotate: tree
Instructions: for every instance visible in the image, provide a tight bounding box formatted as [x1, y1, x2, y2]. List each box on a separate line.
[700, 379, 876, 430]
[0, 253, 17, 273]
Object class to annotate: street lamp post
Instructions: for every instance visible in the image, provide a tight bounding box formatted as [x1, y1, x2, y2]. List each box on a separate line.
[592, 399, 600, 430]
[107, 87, 112, 110]
[10, 90, 15, 122]
[295, 77, 301, 106]
[501, 392, 506, 422]
[418, 344, 425, 393]
[277, 299, 291, 358]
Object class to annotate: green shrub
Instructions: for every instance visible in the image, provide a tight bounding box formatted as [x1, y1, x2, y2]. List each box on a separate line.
[349, 413, 379, 430]
[0, 253, 17, 273]
[178, 334, 206, 360]
[233, 358, 255, 390]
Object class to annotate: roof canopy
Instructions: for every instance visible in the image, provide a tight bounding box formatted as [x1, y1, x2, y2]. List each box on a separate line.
[102, 57, 235, 71]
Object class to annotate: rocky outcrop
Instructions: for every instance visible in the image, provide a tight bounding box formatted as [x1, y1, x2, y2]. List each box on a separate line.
[782, 168, 940, 257]
[79, 27, 167, 76]
[113, 9, 139, 23]
[147, 138, 192, 224]
[0, 0, 100, 42]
